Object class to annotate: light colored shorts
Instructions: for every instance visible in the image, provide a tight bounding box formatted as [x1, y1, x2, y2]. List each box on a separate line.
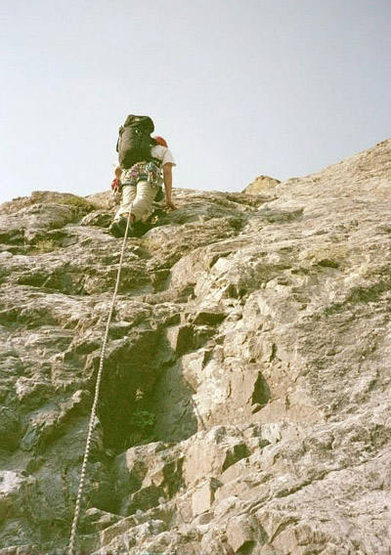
[114, 180, 159, 222]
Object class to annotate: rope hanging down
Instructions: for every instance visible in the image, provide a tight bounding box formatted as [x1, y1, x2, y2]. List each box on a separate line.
[68, 211, 132, 555]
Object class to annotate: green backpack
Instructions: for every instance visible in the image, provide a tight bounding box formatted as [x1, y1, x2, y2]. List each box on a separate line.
[116, 115, 155, 169]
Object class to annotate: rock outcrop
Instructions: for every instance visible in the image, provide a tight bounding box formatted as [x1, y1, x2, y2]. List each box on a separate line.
[0, 140, 390, 554]
[242, 175, 281, 194]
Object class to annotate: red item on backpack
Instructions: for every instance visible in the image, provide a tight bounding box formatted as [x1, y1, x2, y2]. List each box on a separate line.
[153, 136, 168, 147]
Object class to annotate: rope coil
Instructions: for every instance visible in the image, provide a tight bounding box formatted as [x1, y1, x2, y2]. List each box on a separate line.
[68, 211, 132, 554]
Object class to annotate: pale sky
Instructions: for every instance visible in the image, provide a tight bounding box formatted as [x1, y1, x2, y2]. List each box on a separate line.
[1, 0, 390, 205]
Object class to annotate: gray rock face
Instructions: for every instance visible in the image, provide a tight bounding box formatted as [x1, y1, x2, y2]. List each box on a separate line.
[0, 139, 390, 553]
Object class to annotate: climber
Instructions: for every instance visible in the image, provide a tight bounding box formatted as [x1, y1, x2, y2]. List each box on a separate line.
[109, 114, 176, 238]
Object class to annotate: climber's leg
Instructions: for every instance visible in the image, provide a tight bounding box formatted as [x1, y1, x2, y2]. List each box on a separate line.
[114, 185, 137, 221]
[109, 185, 137, 237]
[130, 180, 158, 222]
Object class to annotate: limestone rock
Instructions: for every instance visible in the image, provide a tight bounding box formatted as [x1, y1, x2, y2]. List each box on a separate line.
[0, 140, 390, 553]
[226, 514, 267, 552]
[191, 479, 215, 516]
[243, 175, 281, 194]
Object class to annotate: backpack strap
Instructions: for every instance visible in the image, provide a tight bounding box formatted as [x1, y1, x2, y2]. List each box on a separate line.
[151, 156, 163, 168]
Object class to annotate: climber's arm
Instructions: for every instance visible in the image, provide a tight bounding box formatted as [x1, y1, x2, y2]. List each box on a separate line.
[111, 166, 122, 192]
[163, 163, 176, 210]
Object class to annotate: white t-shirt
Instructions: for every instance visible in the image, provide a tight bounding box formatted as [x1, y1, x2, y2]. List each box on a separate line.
[151, 144, 176, 167]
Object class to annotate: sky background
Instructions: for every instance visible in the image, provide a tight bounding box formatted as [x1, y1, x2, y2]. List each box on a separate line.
[1, 0, 390, 205]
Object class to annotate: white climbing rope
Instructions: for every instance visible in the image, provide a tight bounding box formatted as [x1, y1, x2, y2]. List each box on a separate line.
[68, 211, 132, 555]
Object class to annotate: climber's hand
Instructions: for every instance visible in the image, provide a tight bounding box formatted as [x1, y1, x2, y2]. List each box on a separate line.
[111, 178, 121, 192]
[165, 200, 177, 211]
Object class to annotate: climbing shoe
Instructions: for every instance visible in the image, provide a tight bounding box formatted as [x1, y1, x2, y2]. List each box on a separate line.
[109, 219, 123, 237]
[109, 218, 132, 238]
[132, 220, 151, 237]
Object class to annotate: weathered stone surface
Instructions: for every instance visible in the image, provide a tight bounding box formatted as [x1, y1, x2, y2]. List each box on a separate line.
[0, 140, 390, 553]
[191, 478, 221, 516]
[243, 174, 281, 195]
[226, 514, 267, 552]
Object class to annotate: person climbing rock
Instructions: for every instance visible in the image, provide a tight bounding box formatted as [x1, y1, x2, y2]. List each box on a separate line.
[109, 115, 176, 238]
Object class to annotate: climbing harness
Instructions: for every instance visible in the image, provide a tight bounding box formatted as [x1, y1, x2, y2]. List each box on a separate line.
[68, 210, 132, 555]
[120, 160, 163, 188]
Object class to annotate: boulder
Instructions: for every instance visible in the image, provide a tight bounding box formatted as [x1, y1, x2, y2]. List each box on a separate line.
[243, 175, 281, 194]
